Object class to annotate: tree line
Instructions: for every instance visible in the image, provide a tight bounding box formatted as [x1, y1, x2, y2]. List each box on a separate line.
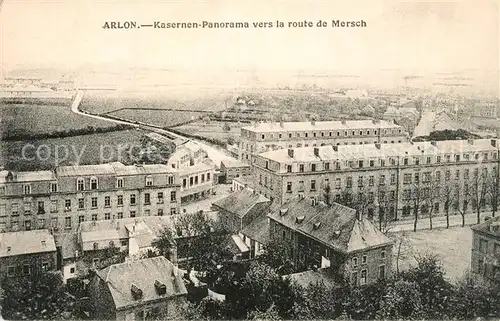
[2, 124, 134, 141]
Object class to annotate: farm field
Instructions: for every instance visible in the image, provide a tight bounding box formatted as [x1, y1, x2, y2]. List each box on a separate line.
[0, 103, 116, 137]
[0, 129, 145, 171]
[80, 90, 231, 115]
[391, 226, 473, 283]
[106, 109, 202, 128]
[173, 120, 247, 145]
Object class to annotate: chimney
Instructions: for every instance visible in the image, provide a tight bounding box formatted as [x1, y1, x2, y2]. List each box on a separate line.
[313, 222, 321, 230]
[154, 280, 167, 295]
[296, 216, 305, 224]
[131, 284, 143, 300]
[313, 147, 319, 157]
[467, 139, 474, 145]
[311, 198, 317, 206]
[7, 246, 11, 253]
[311, 119, 316, 126]
[279, 120, 284, 127]
[288, 148, 294, 158]
[491, 139, 497, 147]
[431, 141, 437, 146]
[341, 120, 347, 125]
[375, 143, 381, 149]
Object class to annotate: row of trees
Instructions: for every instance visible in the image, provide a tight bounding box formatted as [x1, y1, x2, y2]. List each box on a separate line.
[2, 124, 133, 141]
[323, 165, 500, 232]
[167, 255, 500, 320]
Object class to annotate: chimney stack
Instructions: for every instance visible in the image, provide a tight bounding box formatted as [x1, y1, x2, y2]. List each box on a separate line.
[341, 120, 347, 125]
[332, 145, 338, 152]
[467, 139, 474, 145]
[431, 141, 437, 146]
[375, 143, 381, 149]
[288, 148, 294, 158]
[313, 147, 319, 157]
[279, 120, 284, 128]
[491, 139, 497, 147]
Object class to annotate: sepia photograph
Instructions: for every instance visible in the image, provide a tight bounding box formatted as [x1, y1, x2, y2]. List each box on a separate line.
[0, 0, 499, 319]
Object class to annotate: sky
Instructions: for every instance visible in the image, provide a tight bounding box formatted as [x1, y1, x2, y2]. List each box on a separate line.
[0, 0, 498, 76]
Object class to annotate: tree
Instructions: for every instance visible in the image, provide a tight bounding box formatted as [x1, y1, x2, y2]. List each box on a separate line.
[258, 238, 296, 275]
[392, 231, 411, 274]
[402, 175, 425, 232]
[423, 174, 441, 230]
[322, 183, 332, 206]
[457, 182, 472, 227]
[377, 280, 424, 320]
[441, 184, 455, 229]
[471, 167, 489, 224]
[376, 184, 396, 233]
[151, 227, 176, 260]
[487, 165, 500, 218]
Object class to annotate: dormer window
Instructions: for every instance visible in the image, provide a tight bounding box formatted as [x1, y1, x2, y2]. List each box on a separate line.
[116, 178, 124, 188]
[50, 183, 58, 193]
[145, 175, 153, 186]
[23, 184, 31, 195]
[77, 178, 85, 191]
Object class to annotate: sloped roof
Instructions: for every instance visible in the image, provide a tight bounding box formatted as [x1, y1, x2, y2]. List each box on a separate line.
[96, 257, 187, 310]
[243, 120, 400, 133]
[284, 268, 340, 289]
[0, 229, 56, 257]
[212, 189, 270, 219]
[269, 198, 390, 254]
[240, 214, 269, 245]
[471, 216, 500, 239]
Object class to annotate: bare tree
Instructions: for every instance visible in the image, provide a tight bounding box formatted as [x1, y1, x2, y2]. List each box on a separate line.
[376, 184, 396, 233]
[393, 231, 411, 274]
[423, 175, 441, 230]
[403, 176, 426, 232]
[487, 165, 500, 218]
[456, 182, 472, 227]
[441, 184, 454, 229]
[470, 167, 488, 224]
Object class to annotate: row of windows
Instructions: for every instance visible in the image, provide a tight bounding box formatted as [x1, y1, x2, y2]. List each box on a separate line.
[6, 262, 51, 277]
[0, 192, 177, 216]
[257, 128, 403, 140]
[351, 265, 386, 286]
[182, 172, 211, 188]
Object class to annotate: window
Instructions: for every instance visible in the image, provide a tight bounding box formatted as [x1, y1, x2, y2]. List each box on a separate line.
[130, 194, 136, 205]
[0, 204, 5, 217]
[360, 269, 367, 285]
[369, 176, 375, 186]
[116, 178, 124, 188]
[358, 176, 364, 188]
[170, 191, 177, 202]
[182, 179, 187, 188]
[352, 257, 358, 267]
[299, 164, 304, 172]
[77, 178, 85, 191]
[403, 158, 408, 166]
[426, 156, 431, 164]
[189, 177, 194, 186]
[93, 242, 99, 251]
[346, 177, 352, 188]
[207, 173, 211, 181]
[414, 173, 420, 184]
[23, 184, 31, 195]
[158, 209, 164, 216]
[170, 208, 177, 215]
[105, 213, 111, 220]
[91, 197, 98, 208]
[168, 175, 175, 185]
[144, 193, 151, 205]
[65, 217, 72, 229]
[50, 183, 58, 193]
[37, 201, 45, 214]
[390, 174, 396, 185]
[310, 180, 316, 191]
[286, 182, 292, 193]
[158, 192, 164, 203]
[117, 195, 123, 206]
[0, 186, 5, 195]
[352, 271, 358, 285]
[79, 215, 84, 224]
[145, 175, 153, 186]
[381, 250, 386, 259]
[358, 160, 364, 168]
[362, 255, 367, 264]
[117, 212, 123, 219]
[335, 178, 341, 189]
[91, 214, 98, 221]
[403, 173, 412, 184]
[479, 239, 488, 253]
[104, 196, 111, 207]
[23, 264, 31, 276]
[379, 265, 386, 279]
[287, 165, 292, 173]
[11, 203, 19, 215]
[77, 198, 84, 210]
[90, 177, 98, 190]
[435, 171, 441, 182]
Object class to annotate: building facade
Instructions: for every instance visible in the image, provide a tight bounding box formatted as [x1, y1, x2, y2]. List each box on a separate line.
[239, 120, 408, 163]
[253, 139, 500, 222]
[220, 160, 252, 183]
[269, 198, 393, 286]
[0, 229, 57, 281]
[0, 162, 181, 235]
[471, 216, 500, 281]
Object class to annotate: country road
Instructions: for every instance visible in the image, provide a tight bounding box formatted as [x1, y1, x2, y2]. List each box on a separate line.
[71, 90, 237, 166]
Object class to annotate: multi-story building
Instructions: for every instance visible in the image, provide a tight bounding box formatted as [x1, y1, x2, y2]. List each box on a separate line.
[0, 162, 181, 234]
[470, 216, 500, 281]
[239, 119, 408, 163]
[253, 139, 500, 222]
[269, 198, 393, 286]
[166, 141, 216, 204]
[0, 229, 57, 280]
[220, 159, 252, 183]
[88, 256, 188, 320]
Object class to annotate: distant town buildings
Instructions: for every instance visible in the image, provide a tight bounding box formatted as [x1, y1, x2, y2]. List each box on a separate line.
[239, 120, 408, 163]
[253, 139, 500, 222]
[269, 198, 393, 286]
[470, 216, 500, 281]
[220, 159, 251, 183]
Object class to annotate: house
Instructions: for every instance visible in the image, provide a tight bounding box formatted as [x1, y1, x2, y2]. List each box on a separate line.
[88, 256, 188, 320]
[220, 159, 252, 183]
[212, 189, 270, 234]
[470, 216, 500, 281]
[268, 198, 393, 286]
[232, 176, 254, 193]
[0, 229, 57, 280]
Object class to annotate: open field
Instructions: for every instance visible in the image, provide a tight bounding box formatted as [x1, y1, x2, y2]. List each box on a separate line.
[80, 90, 231, 115]
[173, 120, 247, 145]
[0, 103, 116, 137]
[106, 108, 202, 128]
[391, 226, 473, 283]
[0, 129, 145, 171]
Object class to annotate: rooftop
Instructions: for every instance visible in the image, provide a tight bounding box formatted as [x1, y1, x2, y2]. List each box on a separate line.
[0, 170, 55, 184]
[240, 213, 269, 245]
[284, 268, 340, 289]
[221, 159, 251, 168]
[145, 132, 186, 147]
[212, 189, 270, 219]
[471, 216, 500, 239]
[243, 120, 401, 133]
[269, 198, 392, 253]
[0, 229, 56, 258]
[96, 257, 187, 310]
